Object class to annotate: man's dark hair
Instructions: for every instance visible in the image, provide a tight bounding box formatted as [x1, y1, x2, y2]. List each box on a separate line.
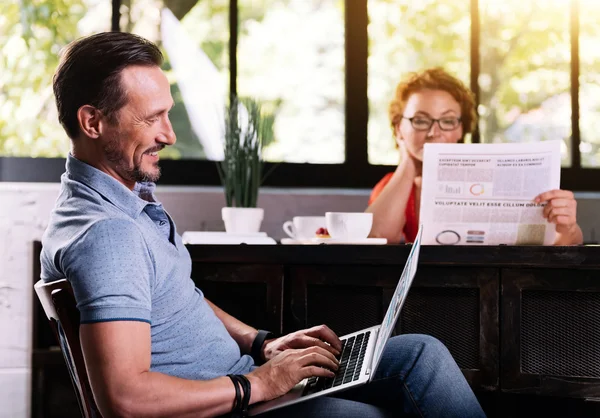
[53, 32, 164, 139]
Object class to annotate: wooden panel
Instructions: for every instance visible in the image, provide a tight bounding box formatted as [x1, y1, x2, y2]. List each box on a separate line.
[288, 264, 499, 391]
[397, 266, 499, 391]
[502, 268, 600, 398]
[191, 263, 284, 334]
[186, 244, 600, 268]
[287, 265, 399, 333]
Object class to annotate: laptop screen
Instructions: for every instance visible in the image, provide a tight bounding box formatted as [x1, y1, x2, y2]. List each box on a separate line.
[370, 226, 423, 373]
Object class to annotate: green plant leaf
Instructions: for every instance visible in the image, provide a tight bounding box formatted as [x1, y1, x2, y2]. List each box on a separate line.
[218, 94, 275, 208]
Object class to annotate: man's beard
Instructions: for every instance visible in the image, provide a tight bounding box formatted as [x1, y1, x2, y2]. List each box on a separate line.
[104, 135, 162, 183]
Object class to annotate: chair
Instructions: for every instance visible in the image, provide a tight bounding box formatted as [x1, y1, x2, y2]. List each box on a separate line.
[34, 279, 101, 418]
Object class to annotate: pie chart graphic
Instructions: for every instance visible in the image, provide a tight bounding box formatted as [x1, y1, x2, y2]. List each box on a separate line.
[435, 230, 461, 245]
[469, 183, 484, 196]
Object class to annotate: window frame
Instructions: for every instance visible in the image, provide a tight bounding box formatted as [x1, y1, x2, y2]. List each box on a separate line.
[1, 0, 596, 191]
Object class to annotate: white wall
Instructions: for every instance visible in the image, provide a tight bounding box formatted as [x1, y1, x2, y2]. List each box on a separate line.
[1, 182, 599, 417]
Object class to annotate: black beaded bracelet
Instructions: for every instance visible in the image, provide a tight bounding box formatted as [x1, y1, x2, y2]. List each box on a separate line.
[251, 329, 274, 365]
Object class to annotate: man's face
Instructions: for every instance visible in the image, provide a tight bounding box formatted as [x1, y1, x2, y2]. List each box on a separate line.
[102, 65, 176, 185]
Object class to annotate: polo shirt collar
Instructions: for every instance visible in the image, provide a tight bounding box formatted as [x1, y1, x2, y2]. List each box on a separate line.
[65, 154, 155, 219]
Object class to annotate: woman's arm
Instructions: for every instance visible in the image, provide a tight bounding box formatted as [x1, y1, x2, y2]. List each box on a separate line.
[367, 147, 418, 243]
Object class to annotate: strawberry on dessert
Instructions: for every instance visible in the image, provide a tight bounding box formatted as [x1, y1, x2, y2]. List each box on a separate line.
[315, 227, 331, 238]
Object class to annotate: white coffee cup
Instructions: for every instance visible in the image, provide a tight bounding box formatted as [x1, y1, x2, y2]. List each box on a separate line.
[325, 212, 373, 240]
[282, 216, 326, 240]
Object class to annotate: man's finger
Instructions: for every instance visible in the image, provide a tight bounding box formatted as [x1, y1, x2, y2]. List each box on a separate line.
[300, 348, 340, 370]
[293, 336, 340, 356]
[304, 325, 342, 351]
[304, 365, 335, 379]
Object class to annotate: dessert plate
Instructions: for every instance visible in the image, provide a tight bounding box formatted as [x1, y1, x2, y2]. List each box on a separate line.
[280, 238, 319, 245]
[311, 237, 388, 245]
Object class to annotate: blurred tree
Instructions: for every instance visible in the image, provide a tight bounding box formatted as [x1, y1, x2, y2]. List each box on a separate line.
[2, 0, 599, 167]
[124, 0, 231, 159]
[368, 0, 470, 165]
[0, 0, 87, 157]
[237, 0, 345, 163]
[367, 0, 597, 167]
[479, 0, 571, 166]
[579, 0, 600, 167]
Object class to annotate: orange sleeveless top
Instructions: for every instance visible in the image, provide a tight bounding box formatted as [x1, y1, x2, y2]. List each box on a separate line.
[368, 173, 418, 243]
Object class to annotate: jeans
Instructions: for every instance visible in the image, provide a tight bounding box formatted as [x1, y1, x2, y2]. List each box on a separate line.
[263, 334, 486, 418]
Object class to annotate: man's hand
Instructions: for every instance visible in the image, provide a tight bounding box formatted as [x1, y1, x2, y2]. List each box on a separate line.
[262, 324, 342, 362]
[247, 346, 339, 402]
[535, 189, 583, 245]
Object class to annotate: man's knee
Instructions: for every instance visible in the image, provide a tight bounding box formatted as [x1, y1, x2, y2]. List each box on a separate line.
[388, 334, 452, 360]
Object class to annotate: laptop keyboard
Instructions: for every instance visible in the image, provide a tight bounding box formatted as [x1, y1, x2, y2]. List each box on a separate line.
[303, 330, 371, 395]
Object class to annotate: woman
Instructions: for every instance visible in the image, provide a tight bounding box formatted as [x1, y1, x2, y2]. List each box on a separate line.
[366, 68, 582, 245]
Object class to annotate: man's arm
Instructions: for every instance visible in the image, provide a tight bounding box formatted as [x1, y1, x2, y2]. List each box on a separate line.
[205, 300, 343, 363]
[81, 320, 339, 417]
[81, 321, 239, 418]
[67, 220, 238, 416]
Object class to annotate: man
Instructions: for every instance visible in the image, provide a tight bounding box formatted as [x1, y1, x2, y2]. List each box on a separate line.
[41, 32, 486, 417]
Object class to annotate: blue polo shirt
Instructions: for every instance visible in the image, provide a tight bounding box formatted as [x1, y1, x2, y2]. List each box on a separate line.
[40, 154, 254, 380]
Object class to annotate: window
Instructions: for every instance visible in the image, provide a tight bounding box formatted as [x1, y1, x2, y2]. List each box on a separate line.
[123, 0, 345, 163]
[367, 0, 470, 165]
[579, 0, 600, 168]
[0, 0, 110, 158]
[479, 0, 571, 166]
[238, 0, 345, 163]
[123, 0, 230, 160]
[1, 0, 598, 190]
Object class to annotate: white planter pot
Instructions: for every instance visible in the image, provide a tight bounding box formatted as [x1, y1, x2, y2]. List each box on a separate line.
[222, 207, 264, 234]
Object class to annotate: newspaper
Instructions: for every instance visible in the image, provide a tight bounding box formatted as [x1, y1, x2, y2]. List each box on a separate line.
[419, 141, 561, 246]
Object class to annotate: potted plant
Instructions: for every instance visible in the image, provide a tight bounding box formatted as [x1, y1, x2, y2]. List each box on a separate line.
[217, 95, 274, 234]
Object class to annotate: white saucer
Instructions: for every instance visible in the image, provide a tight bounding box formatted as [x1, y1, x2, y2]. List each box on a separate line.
[311, 237, 388, 245]
[182, 231, 276, 245]
[280, 238, 318, 245]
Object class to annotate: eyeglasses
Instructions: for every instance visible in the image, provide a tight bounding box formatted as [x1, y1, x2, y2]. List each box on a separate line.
[402, 116, 462, 132]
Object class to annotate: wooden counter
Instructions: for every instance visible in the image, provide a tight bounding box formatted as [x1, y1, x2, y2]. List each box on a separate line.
[187, 244, 600, 399]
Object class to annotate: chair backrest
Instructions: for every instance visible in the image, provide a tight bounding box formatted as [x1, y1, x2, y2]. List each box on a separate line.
[34, 279, 101, 418]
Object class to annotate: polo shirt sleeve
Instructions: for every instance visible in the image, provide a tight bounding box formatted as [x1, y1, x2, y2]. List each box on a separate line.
[60, 218, 154, 324]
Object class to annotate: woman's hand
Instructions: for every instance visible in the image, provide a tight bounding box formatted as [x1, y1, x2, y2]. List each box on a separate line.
[398, 139, 420, 178]
[535, 189, 583, 245]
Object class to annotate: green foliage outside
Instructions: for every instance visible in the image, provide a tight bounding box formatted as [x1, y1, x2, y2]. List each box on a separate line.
[1, 0, 599, 169]
[0, 0, 88, 157]
[368, 0, 600, 168]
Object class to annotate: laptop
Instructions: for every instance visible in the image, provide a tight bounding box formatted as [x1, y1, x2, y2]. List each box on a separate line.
[249, 226, 423, 415]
